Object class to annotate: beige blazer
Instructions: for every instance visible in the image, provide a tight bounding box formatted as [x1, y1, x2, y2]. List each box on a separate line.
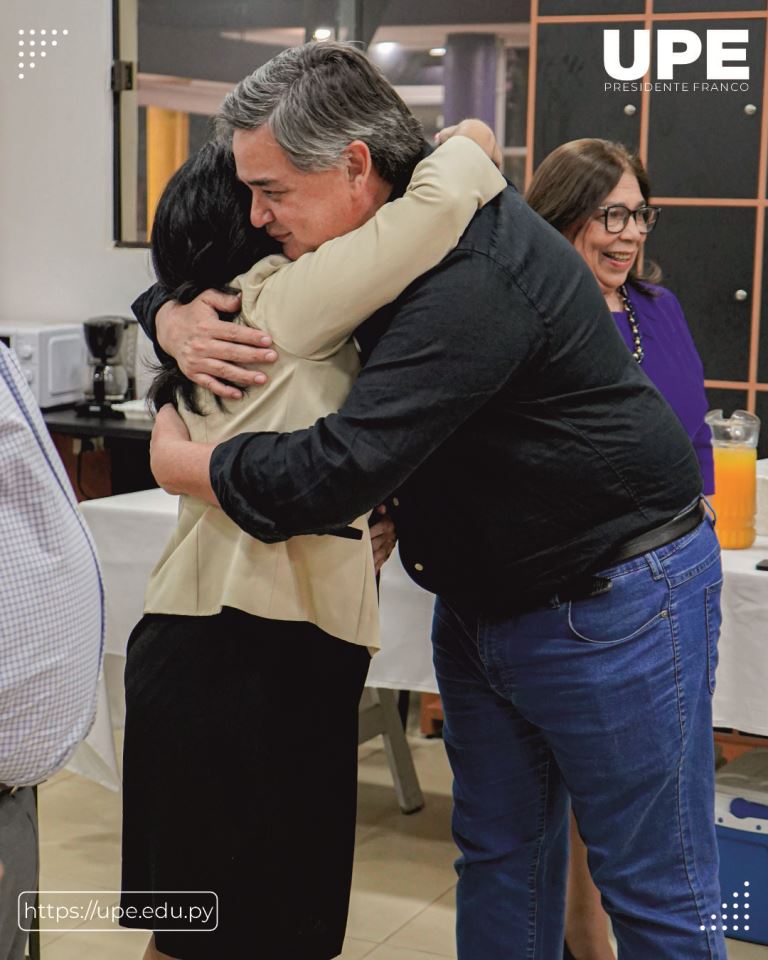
[144, 137, 506, 648]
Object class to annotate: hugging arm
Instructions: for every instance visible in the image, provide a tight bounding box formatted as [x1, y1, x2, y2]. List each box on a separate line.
[135, 120, 503, 395]
[247, 135, 506, 358]
[207, 253, 544, 541]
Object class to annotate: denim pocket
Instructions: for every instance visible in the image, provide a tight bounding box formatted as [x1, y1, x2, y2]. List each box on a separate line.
[567, 566, 669, 646]
[705, 578, 723, 694]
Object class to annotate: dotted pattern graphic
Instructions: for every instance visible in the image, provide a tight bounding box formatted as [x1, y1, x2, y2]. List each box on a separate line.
[699, 882, 752, 934]
[16, 27, 68, 80]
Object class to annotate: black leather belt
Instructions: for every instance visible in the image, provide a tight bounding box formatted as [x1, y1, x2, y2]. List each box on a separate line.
[603, 499, 705, 567]
[552, 500, 705, 606]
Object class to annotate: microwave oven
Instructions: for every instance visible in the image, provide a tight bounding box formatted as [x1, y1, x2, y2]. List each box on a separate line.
[0, 324, 87, 409]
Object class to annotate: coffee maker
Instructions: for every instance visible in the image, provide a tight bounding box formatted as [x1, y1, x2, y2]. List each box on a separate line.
[75, 317, 130, 418]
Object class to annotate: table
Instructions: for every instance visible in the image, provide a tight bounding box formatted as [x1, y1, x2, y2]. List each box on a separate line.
[44, 408, 153, 443]
[44, 409, 155, 497]
[68, 489, 768, 788]
[713, 535, 768, 736]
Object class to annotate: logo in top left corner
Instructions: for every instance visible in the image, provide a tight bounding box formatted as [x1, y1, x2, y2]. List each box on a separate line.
[16, 27, 69, 80]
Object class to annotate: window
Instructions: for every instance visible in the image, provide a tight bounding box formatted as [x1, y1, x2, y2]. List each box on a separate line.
[113, 0, 530, 244]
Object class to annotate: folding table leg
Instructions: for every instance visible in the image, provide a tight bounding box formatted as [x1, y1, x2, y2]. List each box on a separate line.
[358, 688, 425, 814]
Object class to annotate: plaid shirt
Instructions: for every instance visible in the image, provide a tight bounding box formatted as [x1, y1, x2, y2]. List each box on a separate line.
[0, 344, 103, 785]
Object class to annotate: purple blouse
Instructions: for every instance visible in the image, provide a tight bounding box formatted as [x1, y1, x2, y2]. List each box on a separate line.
[612, 283, 714, 495]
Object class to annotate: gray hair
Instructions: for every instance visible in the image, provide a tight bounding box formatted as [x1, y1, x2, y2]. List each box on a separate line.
[216, 42, 424, 183]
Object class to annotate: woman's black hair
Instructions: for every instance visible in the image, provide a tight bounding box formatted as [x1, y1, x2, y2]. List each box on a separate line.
[147, 139, 277, 415]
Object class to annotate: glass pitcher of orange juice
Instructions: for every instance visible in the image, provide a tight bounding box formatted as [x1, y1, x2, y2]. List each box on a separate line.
[705, 409, 761, 549]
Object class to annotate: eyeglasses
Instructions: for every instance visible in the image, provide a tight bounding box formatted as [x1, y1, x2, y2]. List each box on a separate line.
[596, 204, 662, 234]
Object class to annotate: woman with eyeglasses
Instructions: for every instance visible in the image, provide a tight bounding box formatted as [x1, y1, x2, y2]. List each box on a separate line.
[527, 139, 714, 960]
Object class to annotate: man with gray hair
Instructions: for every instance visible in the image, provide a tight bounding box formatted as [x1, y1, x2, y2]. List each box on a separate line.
[138, 42, 726, 960]
[138, 41, 425, 381]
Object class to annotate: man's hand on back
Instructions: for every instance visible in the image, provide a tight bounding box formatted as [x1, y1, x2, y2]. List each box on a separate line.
[156, 289, 279, 400]
[370, 504, 397, 574]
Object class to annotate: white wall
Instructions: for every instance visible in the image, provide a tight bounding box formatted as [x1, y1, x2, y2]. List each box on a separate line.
[0, 0, 154, 327]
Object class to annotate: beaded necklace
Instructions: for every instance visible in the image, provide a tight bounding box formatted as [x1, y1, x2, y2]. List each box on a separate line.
[618, 284, 644, 364]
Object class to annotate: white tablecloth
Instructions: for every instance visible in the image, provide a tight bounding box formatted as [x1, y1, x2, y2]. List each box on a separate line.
[69, 488, 768, 788]
[714, 536, 768, 736]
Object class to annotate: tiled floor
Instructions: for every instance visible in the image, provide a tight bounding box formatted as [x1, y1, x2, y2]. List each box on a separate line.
[35, 727, 768, 959]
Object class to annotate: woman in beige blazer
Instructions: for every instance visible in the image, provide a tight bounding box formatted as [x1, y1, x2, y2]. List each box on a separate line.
[121, 126, 505, 960]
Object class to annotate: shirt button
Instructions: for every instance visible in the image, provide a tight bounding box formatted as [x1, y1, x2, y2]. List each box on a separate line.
[392, 497, 400, 507]
[414, 562, 424, 572]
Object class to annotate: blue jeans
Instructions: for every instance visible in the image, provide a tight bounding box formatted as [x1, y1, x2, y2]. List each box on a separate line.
[432, 517, 725, 960]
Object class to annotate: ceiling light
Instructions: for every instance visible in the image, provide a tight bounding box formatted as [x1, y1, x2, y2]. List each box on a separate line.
[429, 47, 446, 57]
[375, 41, 398, 56]
[313, 27, 332, 41]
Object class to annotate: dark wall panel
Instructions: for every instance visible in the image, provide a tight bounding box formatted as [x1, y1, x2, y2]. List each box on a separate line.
[647, 19, 764, 198]
[654, 0, 765, 11]
[705, 387, 748, 417]
[535, 23, 642, 168]
[645, 207, 754, 382]
[760, 209, 768, 382]
[539, 0, 643, 13]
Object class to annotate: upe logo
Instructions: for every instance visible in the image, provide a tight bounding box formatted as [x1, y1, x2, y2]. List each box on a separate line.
[604, 29, 749, 81]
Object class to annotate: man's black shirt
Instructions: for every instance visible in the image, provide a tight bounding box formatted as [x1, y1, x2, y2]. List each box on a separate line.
[135, 181, 701, 612]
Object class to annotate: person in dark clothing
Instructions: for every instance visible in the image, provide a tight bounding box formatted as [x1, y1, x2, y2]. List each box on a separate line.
[138, 42, 725, 960]
[526, 136, 716, 960]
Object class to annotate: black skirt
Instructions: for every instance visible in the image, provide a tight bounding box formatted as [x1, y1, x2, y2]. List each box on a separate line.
[120, 607, 370, 960]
